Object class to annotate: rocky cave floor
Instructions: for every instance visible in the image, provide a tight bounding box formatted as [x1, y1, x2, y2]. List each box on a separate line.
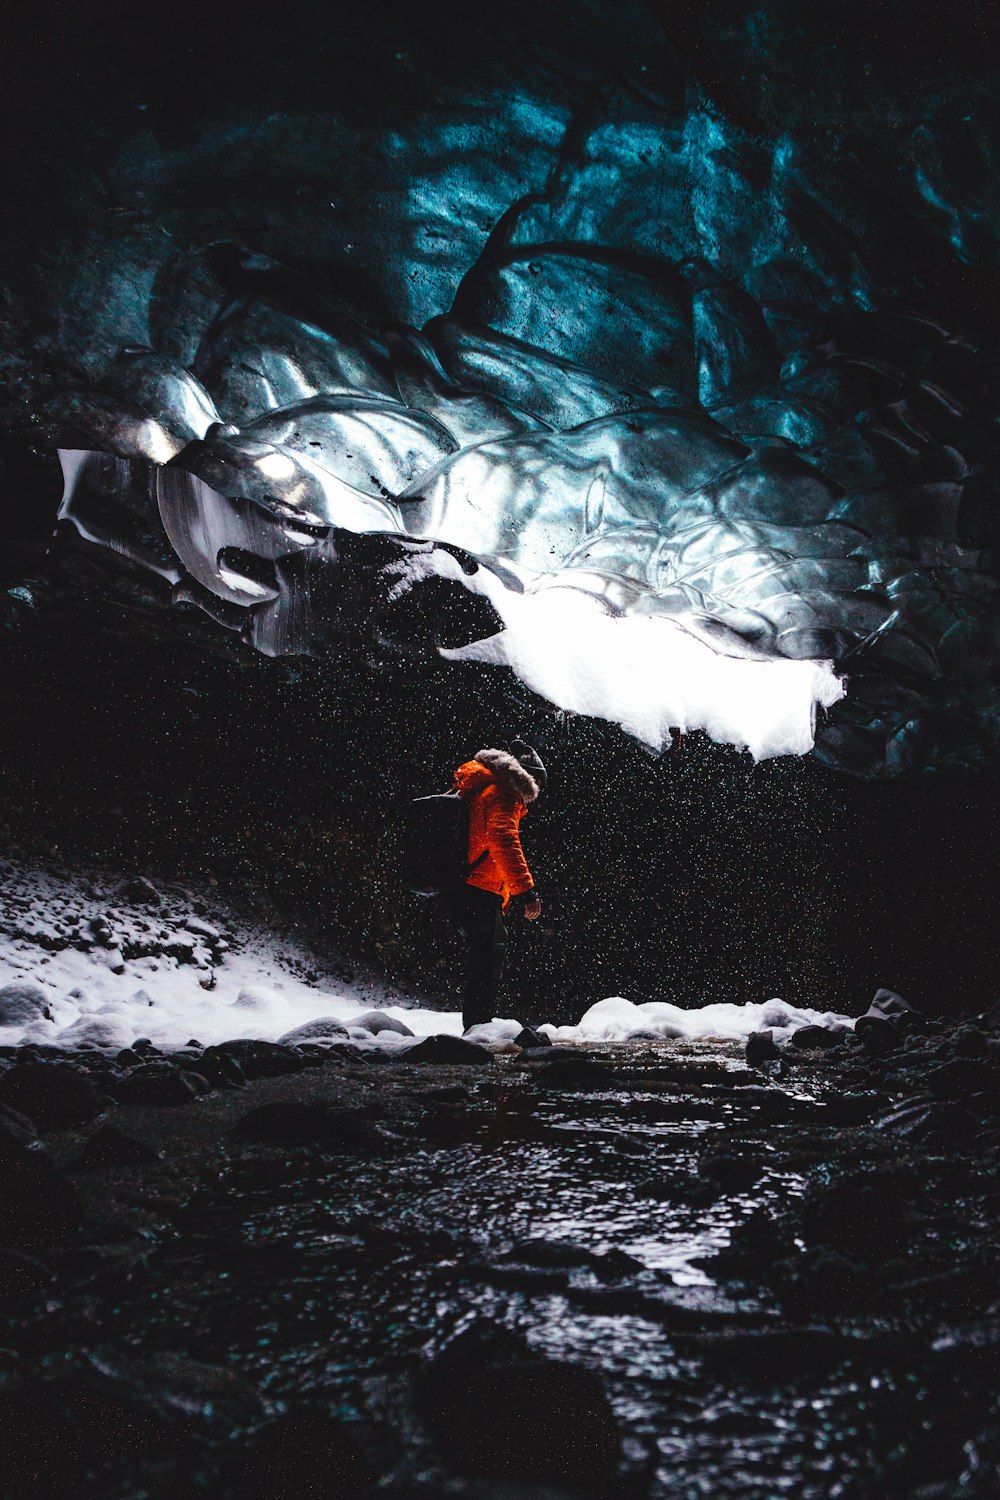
[3, 978, 1000, 1499]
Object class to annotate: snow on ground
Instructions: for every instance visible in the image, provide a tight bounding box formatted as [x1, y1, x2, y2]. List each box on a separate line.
[0, 858, 853, 1052]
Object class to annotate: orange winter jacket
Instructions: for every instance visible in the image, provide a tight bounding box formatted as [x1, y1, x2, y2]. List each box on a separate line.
[452, 748, 540, 907]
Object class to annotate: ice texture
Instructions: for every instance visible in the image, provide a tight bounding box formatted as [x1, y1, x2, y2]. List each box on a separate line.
[14, 30, 1000, 774]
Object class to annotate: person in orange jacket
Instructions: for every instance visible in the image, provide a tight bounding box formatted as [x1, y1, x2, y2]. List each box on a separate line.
[446, 739, 546, 1034]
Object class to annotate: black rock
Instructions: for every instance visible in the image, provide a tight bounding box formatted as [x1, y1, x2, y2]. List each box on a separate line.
[949, 1024, 990, 1057]
[0, 981, 53, 1027]
[117, 874, 161, 906]
[322, 1042, 372, 1063]
[0, 1131, 85, 1248]
[403, 1034, 494, 1065]
[745, 1030, 780, 1065]
[980, 998, 1000, 1030]
[111, 1064, 204, 1105]
[876, 1095, 978, 1146]
[790, 1025, 848, 1050]
[699, 1148, 765, 1190]
[854, 1015, 900, 1052]
[226, 1409, 378, 1497]
[0, 1102, 38, 1140]
[0, 1248, 54, 1298]
[864, 987, 921, 1023]
[820, 1092, 879, 1126]
[196, 1050, 246, 1089]
[534, 1052, 613, 1086]
[772, 1245, 877, 1313]
[1, 1354, 265, 1494]
[77, 1124, 161, 1166]
[203, 1039, 306, 1078]
[418, 1321, 621, 1492]
[966, 1090, 1000, 1119]
[230, 1101, 385, 1150]
[800, 1171, 909, 1259]
[926, 1057, 996, 1100]
[514, 1026, 551, 1050]
[0, 1063, 104, 1130]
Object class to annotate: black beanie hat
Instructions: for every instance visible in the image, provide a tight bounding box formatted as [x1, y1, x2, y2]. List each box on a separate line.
[509, 739, 547, 791]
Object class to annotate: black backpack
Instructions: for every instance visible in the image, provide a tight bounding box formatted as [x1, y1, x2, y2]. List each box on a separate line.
[403, 791, 485, 897]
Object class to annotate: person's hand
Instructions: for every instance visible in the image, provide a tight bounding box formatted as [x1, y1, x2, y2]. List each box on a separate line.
[523, 895, 542, 921]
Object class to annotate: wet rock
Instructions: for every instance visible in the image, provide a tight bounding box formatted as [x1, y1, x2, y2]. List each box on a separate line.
[323, 1042, 372, 1063]
[876, 1095, 978, 1145]
[196, 1049, 246, 1089]
[966, 1090, 1000, 1120]
[404, 1034, 494, 1065]
[352, 1009, 415, 1037]
[501, 1238, 638, 1275]
[203, 1039, 306, 1078]
[0, 981, 53, 1027]
[699, 1148, 765, 1190]
[117, 874, 161, 905]
[854, 1016, 900, 1053]
[0, 1102, 38, 1140]
[949, 1024, 990, 1057]
[226, 1408, 378, 1497]
[1, 1352, 264, 1494]
[0, 1128, 85, 1248]
[419, 1321, 621, 1492]
[0, 1062, 104, 1129]
[819, 1092, 879, 1126]
[790, 1024, 848, 1050]
[533, 1052, 613, 1086]
[514, 1026, 551, 1050]
[77, 1124, 161, 1166]
[745, 1029, 780, 1065]
[926, 1057, 996, 1099]
[800, 1170, 910, 1259]
[980, 998, 1000, 1030]
[634, 1173, 716, 1207]
[230, 1101, 386, 1150]
[686, 1325, 858, 1377]
[771, 1245, 878, 1313]
[864, 987, 921, 1024]
[0, 1248, 54, 1298]
[277, 1016, 350, 1044]
[111, 1063, 205, 1105]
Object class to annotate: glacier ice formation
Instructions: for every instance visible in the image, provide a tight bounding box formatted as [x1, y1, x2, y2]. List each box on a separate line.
[7, 2, 1000, 773]
[45, 236, 993, 773]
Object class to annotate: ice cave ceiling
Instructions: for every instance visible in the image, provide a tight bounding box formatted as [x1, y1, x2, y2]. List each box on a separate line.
[4, 0, 1000, 775]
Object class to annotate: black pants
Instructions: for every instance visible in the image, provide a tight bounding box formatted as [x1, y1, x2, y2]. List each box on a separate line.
[445, 883, 507, 1031]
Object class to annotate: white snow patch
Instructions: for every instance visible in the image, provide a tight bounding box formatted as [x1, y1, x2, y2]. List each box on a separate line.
[540, 994, 853, 1045]
[0, 860, 852, 1052]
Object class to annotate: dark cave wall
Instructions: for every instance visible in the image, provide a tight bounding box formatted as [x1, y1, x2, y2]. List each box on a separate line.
[1, 597, 997, 1022]
[5, 0, 1000, 409]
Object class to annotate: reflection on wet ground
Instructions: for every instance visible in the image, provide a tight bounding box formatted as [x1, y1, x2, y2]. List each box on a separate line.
[5, 1034, 998, 1497]
[21, 1041, 960, 1496]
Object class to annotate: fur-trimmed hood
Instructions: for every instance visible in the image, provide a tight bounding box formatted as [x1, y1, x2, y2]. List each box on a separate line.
[471, 747, 540, 803]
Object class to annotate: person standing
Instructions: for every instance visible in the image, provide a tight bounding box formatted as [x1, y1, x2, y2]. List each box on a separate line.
[446, 740, 546, 1034]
